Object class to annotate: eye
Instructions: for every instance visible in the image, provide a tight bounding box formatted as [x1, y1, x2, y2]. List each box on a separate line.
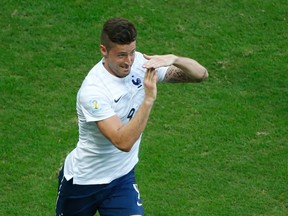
[118, 53, 127, 58]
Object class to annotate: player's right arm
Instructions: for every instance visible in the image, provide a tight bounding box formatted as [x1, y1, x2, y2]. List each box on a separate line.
[96, 69, 157, 152]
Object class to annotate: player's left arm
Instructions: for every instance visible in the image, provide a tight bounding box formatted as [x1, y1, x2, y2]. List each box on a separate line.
[143, 54, 208, 83]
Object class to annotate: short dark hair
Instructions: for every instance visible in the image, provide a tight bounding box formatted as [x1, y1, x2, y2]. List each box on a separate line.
[101, 18, 137, 50]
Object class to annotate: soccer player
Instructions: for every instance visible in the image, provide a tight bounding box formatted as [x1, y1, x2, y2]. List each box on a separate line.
[56, 17, 208, 216]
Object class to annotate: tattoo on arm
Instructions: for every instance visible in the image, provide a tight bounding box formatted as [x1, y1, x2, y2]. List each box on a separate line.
[164, 66, 192, 83]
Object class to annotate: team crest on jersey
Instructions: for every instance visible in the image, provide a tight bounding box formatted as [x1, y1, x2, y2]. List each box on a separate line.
[132, 75, 142, 88]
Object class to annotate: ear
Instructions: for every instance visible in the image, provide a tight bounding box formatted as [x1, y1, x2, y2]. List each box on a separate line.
[100, 44, 108, 56]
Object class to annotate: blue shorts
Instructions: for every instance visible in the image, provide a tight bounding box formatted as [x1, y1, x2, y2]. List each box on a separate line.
[56, 167, 144, 216]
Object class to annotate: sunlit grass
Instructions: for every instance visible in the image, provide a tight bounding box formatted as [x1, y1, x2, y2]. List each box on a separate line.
[1, 0, 287, 215]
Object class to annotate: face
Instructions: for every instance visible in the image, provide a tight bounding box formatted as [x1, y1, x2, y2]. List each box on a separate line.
[100, 41, 136, 78]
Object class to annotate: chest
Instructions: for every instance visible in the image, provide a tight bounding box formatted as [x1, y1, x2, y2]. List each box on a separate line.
[110, 75, 145, 122]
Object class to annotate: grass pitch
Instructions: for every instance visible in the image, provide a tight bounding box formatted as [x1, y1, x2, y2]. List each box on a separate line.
[1, 0, 287, 215]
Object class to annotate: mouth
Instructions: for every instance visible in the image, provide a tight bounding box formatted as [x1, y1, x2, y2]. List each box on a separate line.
[120, 64, 130, 72]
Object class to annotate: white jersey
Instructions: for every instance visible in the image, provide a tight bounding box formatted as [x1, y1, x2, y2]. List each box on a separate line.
[64, 51, 168, 185]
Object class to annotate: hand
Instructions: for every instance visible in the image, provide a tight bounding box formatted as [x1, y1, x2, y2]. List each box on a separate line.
[142, 54, 178, 69]
[144, 68, 157, 104]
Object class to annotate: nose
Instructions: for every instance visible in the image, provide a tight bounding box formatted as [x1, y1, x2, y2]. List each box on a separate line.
[126, 54, 133, 65]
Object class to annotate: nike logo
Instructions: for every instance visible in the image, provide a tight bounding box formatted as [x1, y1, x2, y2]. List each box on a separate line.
[114, 96, 122, 103]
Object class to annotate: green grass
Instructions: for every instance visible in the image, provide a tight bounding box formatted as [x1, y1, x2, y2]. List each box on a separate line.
[1, 0, 287, 215]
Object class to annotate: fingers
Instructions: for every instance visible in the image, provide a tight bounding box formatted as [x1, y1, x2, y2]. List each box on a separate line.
[142, 54, 156, 69]
[143, 60, 155, 69]
[143, 54, 151, 60]
[143, 54, 177, 69]
[145, 68, 157, 82]
[143, 55, 164, 69]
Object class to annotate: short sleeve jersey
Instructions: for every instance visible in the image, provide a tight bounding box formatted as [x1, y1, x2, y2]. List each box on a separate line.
[64, 51, 168, 185]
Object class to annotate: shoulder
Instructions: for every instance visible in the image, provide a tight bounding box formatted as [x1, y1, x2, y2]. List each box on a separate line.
[79, 64, 112, 102]
[133, 51, 146, 65]
[131, 51, 146, 76]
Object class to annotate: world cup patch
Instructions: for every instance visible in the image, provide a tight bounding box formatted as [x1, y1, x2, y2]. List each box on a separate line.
[89, 99, 100, 113]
